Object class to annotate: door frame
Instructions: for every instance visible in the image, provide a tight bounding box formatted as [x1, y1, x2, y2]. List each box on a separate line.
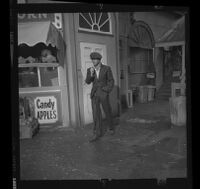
[79, 42, 107, 125]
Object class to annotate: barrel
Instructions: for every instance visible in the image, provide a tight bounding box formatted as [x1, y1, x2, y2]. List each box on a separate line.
[169, 96, 186, 126]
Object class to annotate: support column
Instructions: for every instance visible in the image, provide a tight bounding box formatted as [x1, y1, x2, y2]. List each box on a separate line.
[62, 13, 81, 128]
[181, 44, 185, 84]
[115, 12, 121, 116]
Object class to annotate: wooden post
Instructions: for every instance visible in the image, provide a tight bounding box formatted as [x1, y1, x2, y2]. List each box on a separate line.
[138, 86, 148, 103]
[181, 44, 185, 84]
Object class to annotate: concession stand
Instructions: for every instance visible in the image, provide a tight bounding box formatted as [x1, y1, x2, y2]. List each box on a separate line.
[18, 14, 68, 136]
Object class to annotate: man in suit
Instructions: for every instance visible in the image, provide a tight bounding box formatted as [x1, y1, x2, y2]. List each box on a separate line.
[85, 52, 115, 142]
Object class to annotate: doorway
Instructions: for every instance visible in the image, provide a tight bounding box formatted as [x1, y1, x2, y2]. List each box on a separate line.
[163, 46, 182, 83]
[129, 47, 154, 88]
[80, 42, 107, 124]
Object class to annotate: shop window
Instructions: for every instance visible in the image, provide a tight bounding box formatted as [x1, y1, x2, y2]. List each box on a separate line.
[79, 13, 112, 34]
[40, 67, 58, 86]
[19, 65, 59, 88]
[18, 43, 59, 88]
[19, 67, 39, 88]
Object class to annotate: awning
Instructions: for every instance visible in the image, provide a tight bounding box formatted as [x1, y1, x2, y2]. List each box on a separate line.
[18, 21, 66, 66]
[156, 16, 185, 46]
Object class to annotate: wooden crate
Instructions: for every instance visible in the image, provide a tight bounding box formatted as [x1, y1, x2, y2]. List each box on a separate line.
[20, 125, 33, 139]
[169, 96, 186, 126]
[171, 82, 186, 98]
[20, 118, 39, 139]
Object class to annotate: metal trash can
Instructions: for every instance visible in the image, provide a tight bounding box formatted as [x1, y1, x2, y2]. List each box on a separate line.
[137, 86, 148, 103]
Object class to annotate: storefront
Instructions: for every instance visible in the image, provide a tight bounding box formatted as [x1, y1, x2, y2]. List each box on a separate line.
[18, 13, 120, 130]
[18, 14, 70, 128]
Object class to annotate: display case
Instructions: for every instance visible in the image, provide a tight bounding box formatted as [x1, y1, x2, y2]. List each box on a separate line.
[18, 19, 68, 128]
[18, 44, 64, 127]
[18, 62, 64, 127]
[19, 63, 59, 88]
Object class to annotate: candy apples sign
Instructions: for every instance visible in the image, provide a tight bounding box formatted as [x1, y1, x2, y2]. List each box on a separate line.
[34, 96, 58, 124]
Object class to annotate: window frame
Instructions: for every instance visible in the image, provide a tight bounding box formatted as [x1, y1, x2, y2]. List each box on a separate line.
[129, 48, 153, 74]
[18, 63, 60, 89]
[78, 12, 112, 35]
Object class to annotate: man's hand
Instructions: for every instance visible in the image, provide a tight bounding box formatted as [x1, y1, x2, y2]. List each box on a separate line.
[85, 67, 95, 84]
[90, 67, 95, 76]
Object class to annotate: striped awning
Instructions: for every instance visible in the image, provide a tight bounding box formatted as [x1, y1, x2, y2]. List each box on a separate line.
[18, 21, 66, 66]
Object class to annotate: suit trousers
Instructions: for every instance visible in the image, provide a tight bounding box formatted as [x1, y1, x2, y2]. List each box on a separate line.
[91, 94, 113, 137]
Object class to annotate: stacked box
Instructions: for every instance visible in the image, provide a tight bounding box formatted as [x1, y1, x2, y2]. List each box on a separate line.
[19, 97, 39, 139]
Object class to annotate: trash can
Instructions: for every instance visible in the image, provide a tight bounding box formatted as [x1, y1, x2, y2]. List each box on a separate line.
[137, 86, 148, 103]
[147, 85, 156, 101]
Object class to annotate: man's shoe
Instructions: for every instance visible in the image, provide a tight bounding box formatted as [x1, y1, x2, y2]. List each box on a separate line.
[89, 135, 100, 142]
[108, 129, 115, 135]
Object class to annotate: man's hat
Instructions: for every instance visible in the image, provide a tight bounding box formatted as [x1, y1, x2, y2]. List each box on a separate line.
[90, 52, 102, 60]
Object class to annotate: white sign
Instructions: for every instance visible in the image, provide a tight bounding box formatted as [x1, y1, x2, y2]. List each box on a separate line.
[34, 96, 58, 124]
[146, 73, 155, 78]
[18, 13, 62, 29]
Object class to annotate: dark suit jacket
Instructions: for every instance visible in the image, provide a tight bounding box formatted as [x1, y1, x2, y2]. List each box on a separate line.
[85, 64, 114, 99]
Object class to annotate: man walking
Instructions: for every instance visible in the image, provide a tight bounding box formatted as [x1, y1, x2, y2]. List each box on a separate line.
[85, 52, 115, 142]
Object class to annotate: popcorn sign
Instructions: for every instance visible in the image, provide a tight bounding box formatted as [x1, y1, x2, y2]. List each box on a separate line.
[18, 13, 62, 29]
[34, 96, 58, 124]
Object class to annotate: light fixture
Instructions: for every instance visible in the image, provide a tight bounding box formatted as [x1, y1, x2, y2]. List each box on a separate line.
[164, 46, 170, 51]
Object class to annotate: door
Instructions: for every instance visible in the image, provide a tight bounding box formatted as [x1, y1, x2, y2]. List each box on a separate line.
[129, 47, 151, 87]
[80, 42, 107, 124]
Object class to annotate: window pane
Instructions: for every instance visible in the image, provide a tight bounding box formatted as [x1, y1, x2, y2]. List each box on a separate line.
[99, 13, 109, 26]
[19, 67, 38, 88]
[40, 67, 58, 87]
[93, 24, 99, 31]
[82, 13, 92, 25]
[90, 13, 95, 23]
[100, 21, 110, 32]
[79, 12, 111, 33]
[96, 13, 101, 23]
[79, 14, 91, 29]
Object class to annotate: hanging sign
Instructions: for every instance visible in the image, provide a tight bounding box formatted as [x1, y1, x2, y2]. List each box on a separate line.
[146, 73, 155, 78]
[18, 13, 62, 29]
[18, 13, 52, 22]
[34, 96, 58, 124]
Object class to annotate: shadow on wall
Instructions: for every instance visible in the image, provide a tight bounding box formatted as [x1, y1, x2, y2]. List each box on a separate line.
[121, 94, 128, 110]
[109, 85, 120, 118]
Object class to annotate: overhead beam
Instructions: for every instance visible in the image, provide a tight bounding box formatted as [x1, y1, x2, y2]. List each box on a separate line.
[155, 41, 185, 47]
